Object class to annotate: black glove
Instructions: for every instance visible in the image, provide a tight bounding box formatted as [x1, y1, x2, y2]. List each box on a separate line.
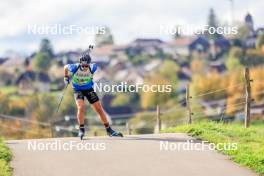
[64, 76, 70, 85]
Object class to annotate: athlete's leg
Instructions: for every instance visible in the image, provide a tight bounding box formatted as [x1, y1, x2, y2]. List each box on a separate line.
[91, 101, 109, 126]
[87, 89, 123, 137]
[74, 91, 86, 139]
[75, 99, 86, 139]
[75, 99, 85, 125]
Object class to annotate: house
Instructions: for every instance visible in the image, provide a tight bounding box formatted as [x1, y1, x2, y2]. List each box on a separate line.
[114, 68, 144, 84]
[109, 59, 127, 71]
[236, 103, 264, 121]
[144, 59, 162, 72]
[189, 36, 210, 53]
[209, 60, 227, 73]
[177, 71, 191, 91]
[198, 99, 226, 117]
[162, 37, 195, 58]
[0, 58, 25, 73]
[0, 57, 8, 65]
[251, 104, 264, 119]
[210, 38, 230, 60]
[112, 44, 130, 60]
[16, 71, 51, 95]
[90, 45, 113, 69]
[243, 13, 264, 49]
[189, 36, 231, 60]
[125, 38, 164, 57]
[54, 51, 81, 65]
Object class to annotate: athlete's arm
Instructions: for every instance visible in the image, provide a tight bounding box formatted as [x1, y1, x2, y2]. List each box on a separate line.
[64, 65, 69, 77]
[90, 63, 97, 74]
[63, 65, 70, 85]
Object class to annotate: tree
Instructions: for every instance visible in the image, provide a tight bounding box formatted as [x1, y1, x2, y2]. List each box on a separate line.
[225, 56, 242, 71]
[172, 25, 181, 39]
[32, 38, 54, 72]
[158, 60, 178, 85]
[95, 26, 114, 47]
[140, 60, 178, 109]
[235, 24, 249, 40]
[225, 47, 243, 70]
[0, 92, 10, 114]
[31, 94, 56, 122]
[59, 88, 77, 116]
[208, 8, 217, 28]
[191, 58, 207, 74]
[226, 71, 244, 115]
[256, 33, 264, 51]
[111, 93, 130, 107]
[191, 72, 227, 101]
[206, 8, 222, 39]
[40, 38, 53, 57]
[33, 52, 52, 72]
[250, 66, 264, 103]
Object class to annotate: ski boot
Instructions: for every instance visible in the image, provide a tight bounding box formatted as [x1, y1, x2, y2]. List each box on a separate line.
[106, 127, 123, 137]
[78, 127, 85, 140]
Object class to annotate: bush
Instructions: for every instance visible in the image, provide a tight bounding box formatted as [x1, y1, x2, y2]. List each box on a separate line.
[0, 139, 12, 176]
[129, 112, 156, 134]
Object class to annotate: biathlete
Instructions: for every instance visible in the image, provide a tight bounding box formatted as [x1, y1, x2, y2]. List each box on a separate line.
[63, 52, 123, 140]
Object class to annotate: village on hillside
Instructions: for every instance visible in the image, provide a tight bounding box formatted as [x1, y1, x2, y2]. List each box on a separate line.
[0, 11, 264, 137]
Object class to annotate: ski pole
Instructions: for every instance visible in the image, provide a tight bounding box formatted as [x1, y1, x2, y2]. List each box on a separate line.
[56, 83, 69, 113]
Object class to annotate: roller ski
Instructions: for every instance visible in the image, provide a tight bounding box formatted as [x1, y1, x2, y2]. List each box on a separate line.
[78, 127, 85, 140]
[106, 127, 123, 137]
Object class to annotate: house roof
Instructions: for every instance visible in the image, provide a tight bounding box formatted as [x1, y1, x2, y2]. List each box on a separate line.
[244, 36, 257, 49]
[167, 37, 195, 47]
[38, 72, 51, 82]
[214, 38, 230, 48]
[177, 71, 191, 80]
[0, 58, 8, 65]
[16, 71, 51, 84]
[134, 38, 164, 43]
[245, 13, 253, 23]
[189, 36, 210, 51]
[131, 38, 164, 48]
[0, 58, 25, 68]
[92, 44, 114, 57]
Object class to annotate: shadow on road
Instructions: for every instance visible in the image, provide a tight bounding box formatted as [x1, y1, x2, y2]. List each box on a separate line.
[82, 135, 203, 143]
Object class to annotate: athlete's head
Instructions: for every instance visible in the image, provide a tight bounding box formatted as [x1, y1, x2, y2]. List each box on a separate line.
[79, 53, 91, 70]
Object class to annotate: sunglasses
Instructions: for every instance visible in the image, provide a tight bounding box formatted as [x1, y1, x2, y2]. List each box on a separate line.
[81, 64, 89, 68]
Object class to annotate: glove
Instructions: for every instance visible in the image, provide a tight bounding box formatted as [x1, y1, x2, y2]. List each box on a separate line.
[64, 76, 70, 85]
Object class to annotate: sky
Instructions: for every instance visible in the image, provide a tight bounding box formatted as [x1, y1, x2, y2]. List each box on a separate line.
[0, 0, 263, 57]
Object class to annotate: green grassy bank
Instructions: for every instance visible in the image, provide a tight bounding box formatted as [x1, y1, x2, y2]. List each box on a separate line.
[162, 121, 264, 175]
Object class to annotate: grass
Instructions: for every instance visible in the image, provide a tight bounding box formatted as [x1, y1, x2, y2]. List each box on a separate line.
[0, 138, 12, 176]
[0, 86, 18, 95]
[162, 121, 264, 175]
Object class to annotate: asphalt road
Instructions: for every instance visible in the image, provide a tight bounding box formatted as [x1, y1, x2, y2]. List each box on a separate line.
[6, 133, 257, 176]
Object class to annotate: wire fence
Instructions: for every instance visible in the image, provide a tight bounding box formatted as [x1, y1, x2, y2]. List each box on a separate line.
[1, 68, 263, 138]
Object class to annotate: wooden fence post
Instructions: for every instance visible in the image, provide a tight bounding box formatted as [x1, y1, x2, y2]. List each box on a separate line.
[126, 122, 132, 135]
[94, 130, 97, 136]
[156, 105, 161, 133]
[244, 67, 251, 128]
[186, 84, 192, 124]
[50, 123, 54, 138]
